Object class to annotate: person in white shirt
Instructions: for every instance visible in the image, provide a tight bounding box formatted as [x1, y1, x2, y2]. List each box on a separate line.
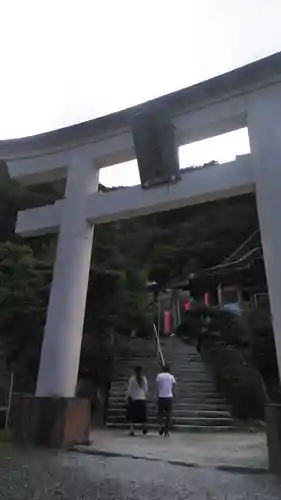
[156, 364, 176, 435]
[126, 366, 148, 436]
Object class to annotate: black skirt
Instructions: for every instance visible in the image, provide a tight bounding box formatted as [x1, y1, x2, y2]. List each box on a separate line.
[126, 399, 147, 423]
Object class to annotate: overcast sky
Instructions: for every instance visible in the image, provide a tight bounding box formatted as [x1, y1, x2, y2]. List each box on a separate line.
[1, 0, 280, 186]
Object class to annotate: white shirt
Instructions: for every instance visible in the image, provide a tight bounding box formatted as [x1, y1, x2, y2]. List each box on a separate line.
[156, 372, 176, 398]
[126, 376, 148, 400]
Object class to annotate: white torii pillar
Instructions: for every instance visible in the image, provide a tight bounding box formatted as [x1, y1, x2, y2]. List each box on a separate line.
[248, 86, 281, 378]
[35, 158, 99, 397]
[247, 85, 281, 474]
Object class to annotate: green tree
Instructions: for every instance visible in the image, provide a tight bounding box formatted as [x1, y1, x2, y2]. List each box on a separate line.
[176, 305, 247, 348]
[0, 241, 52, 390]
[119, 268, 151, 334]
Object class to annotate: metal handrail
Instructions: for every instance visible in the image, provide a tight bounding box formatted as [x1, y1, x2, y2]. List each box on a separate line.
[153, 323, 165, 367]
[0, 372, 14, 429]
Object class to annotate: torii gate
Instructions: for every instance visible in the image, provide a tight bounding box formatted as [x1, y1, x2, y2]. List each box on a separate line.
[1, 53, 281, 459]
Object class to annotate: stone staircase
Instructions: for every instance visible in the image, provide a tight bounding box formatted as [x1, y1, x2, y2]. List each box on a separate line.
[106, 336, 235, 431]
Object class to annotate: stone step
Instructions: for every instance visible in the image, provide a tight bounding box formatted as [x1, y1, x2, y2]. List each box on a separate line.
[105, 422, 237, 432]
[110, 389, 220, 397]
[111, 379, 214, 385]
[110, 401, 224, 409]
[118, 354, 157, 358]
[108, 409, 230, 416]
[123, 349, 199, 352]
[162, 346, 201, 350]
[113, 373, 212, 379]
[121, 353, 201, 358]
[111, 378, 214, 384]
[111, 386, 222, 394]
[113, 370, 211, 376]
[109, 395, 222, 403]
[114, 377, 212, 383]
[117, 370, 208, 375]
[109, 395, 225, 403]
[113, 379, 213, 385]
[116, 365, 161, 370]
[108, 404, 227, 412]
[110, 390, 218, 398]
[107, 408, 231, 418]
[108, 400, 228, 408]
[108, 402, 227, 410]
[164, 352, 203, 355]
[108, 409, 230, 417]
[162, 350, 201, 355]
[117, 364, 208, 370]
[111, 384, 216, 391]
[164, 355, 203, 358]
[119, 353, 201, 358]
[108, 402, 229, 411]
[164, 361, 205, 366]
[117, 364, 205, 370]
[112, 382, 214, 389]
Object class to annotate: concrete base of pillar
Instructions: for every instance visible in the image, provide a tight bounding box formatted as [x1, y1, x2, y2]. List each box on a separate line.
[12, 396, 91, 448]
[266, 404, 281, 474]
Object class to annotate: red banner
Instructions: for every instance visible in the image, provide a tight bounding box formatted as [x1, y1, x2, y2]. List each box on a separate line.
[163, 310, 171, 334]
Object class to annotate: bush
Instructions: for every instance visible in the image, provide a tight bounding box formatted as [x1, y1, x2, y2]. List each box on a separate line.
[0, 411, 6, 429]
[244, 303, 280, 402]
[176, 305, 247, 348]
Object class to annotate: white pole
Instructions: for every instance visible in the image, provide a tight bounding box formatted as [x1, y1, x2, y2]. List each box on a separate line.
[5, 371, 14, 430]
[157, 298, 161, 336]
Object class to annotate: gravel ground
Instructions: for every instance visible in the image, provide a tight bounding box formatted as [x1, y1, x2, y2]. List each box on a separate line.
[0, 445, 280, 499]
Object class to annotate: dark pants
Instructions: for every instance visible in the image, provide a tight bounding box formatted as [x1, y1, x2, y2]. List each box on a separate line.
[158, 398, 173, 427]
[126, 399, 147, 424]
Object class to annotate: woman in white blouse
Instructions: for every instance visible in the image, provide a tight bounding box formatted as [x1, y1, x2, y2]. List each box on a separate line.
[126, 366, 148, 436]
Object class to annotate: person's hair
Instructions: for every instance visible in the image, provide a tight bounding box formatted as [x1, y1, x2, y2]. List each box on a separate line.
[162, 364, 170, 373]
[134, 366, 143, 387]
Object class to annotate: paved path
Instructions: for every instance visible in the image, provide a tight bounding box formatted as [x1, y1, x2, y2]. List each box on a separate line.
[76, 429, 269, 472]
[0, 444, 280, 499]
